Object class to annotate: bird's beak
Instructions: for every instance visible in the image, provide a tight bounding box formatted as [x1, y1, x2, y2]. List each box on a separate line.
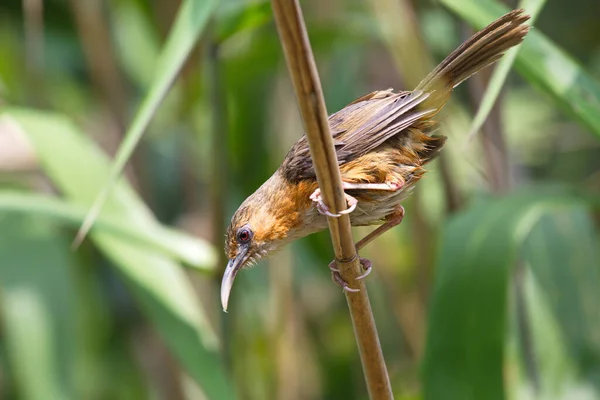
[221, 248, 248, 312]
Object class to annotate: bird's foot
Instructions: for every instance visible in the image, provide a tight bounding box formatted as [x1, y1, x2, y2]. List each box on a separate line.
[310, 188, 357, 217]
[328, 257, 372, 292]
[356, 257, 372, 280]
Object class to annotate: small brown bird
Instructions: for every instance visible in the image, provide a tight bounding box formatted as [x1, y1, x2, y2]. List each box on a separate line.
[222, 10, 530, 310]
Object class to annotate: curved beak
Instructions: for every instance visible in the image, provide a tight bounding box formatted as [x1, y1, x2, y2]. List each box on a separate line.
[221, 248, 248, 312]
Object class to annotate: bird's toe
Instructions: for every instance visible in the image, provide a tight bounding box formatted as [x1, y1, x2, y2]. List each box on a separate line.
[331, 270, 360, 292]
[355, 257, 372, 280]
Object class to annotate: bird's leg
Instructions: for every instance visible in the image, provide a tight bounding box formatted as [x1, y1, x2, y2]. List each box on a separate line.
[310, 179, 404, 218]
[329, 205, 405, 291]
[355, 205, 405, 252]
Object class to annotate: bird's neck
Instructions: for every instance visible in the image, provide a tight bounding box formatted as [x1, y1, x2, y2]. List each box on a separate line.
[250, 170, 319, 244]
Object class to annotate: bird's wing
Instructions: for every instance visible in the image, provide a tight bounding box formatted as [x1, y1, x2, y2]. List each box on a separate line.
[280, 89, 433, 182]
[333, 90, 432, 157]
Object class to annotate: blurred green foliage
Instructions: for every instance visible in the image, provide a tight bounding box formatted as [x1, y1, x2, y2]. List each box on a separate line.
[0, 0, 599, 399]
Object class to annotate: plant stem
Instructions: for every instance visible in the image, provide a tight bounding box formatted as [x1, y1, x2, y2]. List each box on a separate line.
[270, 0, 393, 398]
[22, 0, 45, 107]
[69, 0, 128, 128]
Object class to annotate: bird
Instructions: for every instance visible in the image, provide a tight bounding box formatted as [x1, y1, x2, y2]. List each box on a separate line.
[221, 9, 530, 311]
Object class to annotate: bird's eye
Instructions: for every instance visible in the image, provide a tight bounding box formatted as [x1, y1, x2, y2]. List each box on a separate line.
[237, 227, 252, 244]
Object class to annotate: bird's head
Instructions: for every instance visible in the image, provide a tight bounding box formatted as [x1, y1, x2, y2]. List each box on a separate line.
[221, 172, 313, 311]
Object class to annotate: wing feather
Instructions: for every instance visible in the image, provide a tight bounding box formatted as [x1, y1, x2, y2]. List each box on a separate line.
[280, 90, 433, 182]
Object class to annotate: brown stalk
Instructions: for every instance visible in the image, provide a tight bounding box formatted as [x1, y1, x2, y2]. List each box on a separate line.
[22, 0, 45, 106]
[270, 0, 393, 398]
[69, 0, 128, 128]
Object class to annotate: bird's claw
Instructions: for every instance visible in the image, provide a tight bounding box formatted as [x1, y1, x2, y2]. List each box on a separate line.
[356, 257, 372, 280]
[328, 260, 340, 273]
[331, 270, 360, 292]
[329, 257, 372, 292]
[310, 188, 357, 217]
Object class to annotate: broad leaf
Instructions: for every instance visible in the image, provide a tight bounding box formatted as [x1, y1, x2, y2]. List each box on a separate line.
[423, 187, 593, 400]
[4, 110, 235, 400]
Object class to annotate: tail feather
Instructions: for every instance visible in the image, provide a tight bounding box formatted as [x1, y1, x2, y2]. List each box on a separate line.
[416, 9, 530, 100]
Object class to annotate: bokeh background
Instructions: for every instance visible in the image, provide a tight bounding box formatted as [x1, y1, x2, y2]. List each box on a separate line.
[1, 0, 599, 399]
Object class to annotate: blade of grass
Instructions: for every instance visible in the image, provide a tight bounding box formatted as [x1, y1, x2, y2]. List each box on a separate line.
[465, 0, 546, 144]
[4, 110, 235, 399]
[440, 0, 600, 139]
[75, 0, 218, 246]
[0, 191, 215, 270]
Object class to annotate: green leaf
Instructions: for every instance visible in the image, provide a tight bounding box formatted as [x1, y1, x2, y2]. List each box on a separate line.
[524, 208, 600, 393]
[0, 215, 76, 400]
[505, 265, 580, 399]
[3, 110, 236, 400]
[465, 0, 546, 142]
[0, 191, 215, 271]
[422, 187, 588, 400]
[521, 269, 575, 397]
[3, 292, 66, 400]
[440, 0, 600, 139]
[77, 0, 219, 244]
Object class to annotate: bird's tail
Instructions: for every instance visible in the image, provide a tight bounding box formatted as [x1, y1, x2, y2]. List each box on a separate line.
[415, 9, 529, 108]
